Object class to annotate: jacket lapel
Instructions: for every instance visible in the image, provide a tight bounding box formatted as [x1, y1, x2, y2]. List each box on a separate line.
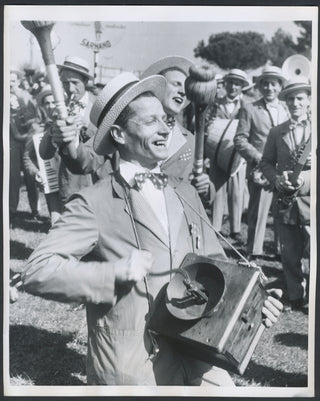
[281, 121, 295, 154]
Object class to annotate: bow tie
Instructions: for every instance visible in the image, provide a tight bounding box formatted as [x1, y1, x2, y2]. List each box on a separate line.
[289, 120, 308, 130]
[134, 172, 168, 190]
[166, 116, 176, 130]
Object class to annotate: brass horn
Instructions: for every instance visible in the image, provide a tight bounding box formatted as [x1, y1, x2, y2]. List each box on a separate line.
[282, 54, 311, 80]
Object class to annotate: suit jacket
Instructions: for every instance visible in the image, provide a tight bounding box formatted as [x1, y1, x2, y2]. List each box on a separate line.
[234, 98, 289, 177]
[260, 120, 310, 225]
[22, 172, 225, 385]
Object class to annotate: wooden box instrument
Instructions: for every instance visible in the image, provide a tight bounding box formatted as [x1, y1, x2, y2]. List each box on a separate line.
[149, 253, 268, 375]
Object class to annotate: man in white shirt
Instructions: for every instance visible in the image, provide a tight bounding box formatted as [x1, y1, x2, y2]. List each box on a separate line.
[205, 69, 249, 242]
[22, 72, 282, 385]
[260, 77, 311, 312]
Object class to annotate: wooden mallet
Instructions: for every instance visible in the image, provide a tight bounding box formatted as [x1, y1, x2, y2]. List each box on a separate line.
[185, 65, 216, 176]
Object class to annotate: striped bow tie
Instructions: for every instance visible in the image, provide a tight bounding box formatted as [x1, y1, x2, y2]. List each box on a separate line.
[134, 172, 168, 190]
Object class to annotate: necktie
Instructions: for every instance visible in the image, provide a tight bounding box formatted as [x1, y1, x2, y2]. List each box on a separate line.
[134, 172, 168, 190]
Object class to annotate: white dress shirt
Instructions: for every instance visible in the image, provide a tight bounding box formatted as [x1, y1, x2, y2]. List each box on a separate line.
[120, 160, 169, 235]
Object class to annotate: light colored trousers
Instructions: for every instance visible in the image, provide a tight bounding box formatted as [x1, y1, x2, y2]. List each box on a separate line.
[212, 163, 247, 233]
[247, 181, 279, 255]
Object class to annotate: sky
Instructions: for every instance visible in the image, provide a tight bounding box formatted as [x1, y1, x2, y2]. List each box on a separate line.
[5, 5, 315, 82]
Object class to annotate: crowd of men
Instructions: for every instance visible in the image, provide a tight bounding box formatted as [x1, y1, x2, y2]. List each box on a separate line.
[9, 51, 311, 386]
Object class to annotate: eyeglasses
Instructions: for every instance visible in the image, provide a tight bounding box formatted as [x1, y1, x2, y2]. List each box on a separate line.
[128, 116, 170, 129]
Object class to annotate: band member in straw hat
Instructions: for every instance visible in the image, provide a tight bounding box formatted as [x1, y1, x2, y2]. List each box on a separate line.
[234, 66, 290, 259]
[39, 55, 97, 205]
[205, 68, 249, 242]
[22, 72, 282, 385]
[55, 56, 214, 203]
[260, 77, 311, 313]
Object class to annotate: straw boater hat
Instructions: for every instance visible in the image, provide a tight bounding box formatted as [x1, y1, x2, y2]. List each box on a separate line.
[91, 72, 167, 155]
[278, 76, 311, 101]
[58, 56, 93, 80]
[36, 85, 53, 106]
[215, 73, 224, 84]
[255, 66, 286, 86]
[140, 55, 194, 79]
[224, 69, 250, 87]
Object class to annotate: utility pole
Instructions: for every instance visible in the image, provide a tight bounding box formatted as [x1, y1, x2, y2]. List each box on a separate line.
[93, 21, 102, 85]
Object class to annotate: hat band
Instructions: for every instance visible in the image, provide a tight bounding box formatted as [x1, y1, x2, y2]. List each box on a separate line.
[97, 80, 138, 128]
[283, 83, 310, 91]
[63, 61, 90, 75]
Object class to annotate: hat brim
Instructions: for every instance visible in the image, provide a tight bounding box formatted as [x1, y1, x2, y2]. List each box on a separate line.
[93, 75, 167, 156]
[141, 56, 194, 110]
[279, 84, 311, 101]
[224, 74, 250, 87]
[58, 64, 93, 80]
[36, 89, 53, 105]
[256, 73, 286, 86]
[141, 56, 193, 79]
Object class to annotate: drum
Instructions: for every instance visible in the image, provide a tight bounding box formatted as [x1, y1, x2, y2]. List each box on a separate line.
[206, 118, 245, 176]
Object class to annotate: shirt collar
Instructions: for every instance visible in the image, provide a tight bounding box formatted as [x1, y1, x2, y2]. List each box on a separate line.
[264, 98, 279, 109]
[226, 95, 240, 103]
[290, 114, 309, 125]
[119, 159, 161, 187]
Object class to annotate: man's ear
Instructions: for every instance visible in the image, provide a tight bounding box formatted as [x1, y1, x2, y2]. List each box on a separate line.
[109, 125, 126, 145]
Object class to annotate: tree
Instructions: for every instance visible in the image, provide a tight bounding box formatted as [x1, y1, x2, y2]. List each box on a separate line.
[267, 28, 296, 66]
[194, 31, 270, 70]
[294, 21, 312, 57]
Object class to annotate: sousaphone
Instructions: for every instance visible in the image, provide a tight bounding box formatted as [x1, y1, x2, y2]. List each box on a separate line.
[282, 54, 311, 80]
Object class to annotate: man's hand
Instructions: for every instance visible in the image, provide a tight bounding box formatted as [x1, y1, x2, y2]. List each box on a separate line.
[115, 249, 154, 284]
[262, 288, 283, 328]
[35, 171, 45, 189]
[275, 171, 303, 194]
[49, 116, 80, 147]
[189, 172, 210, 195]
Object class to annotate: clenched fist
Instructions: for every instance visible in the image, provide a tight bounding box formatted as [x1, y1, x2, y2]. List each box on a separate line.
[115, 249, 154, 284]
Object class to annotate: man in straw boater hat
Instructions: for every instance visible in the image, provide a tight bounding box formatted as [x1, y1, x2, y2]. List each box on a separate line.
[234, 66, 290, 260]
[260, 76, 311, 313]
[21, 72, 282, 385]
[39, 55, 97, 206]
[53, 56, 214, 204]
[205, 68, 250, 244]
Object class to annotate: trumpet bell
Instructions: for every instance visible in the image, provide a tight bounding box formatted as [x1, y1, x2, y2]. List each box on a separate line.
[282, 54, 311, 80]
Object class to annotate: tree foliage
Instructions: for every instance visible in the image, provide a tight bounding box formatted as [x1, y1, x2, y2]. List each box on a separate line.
[194, 31, 270, 70]
[294, 21, 311, 56]
[194, 21, 312, 70]
[267, 28, 296, 66]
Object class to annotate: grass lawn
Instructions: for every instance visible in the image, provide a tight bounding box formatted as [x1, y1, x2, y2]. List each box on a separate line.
[7, 185, 310, 387]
